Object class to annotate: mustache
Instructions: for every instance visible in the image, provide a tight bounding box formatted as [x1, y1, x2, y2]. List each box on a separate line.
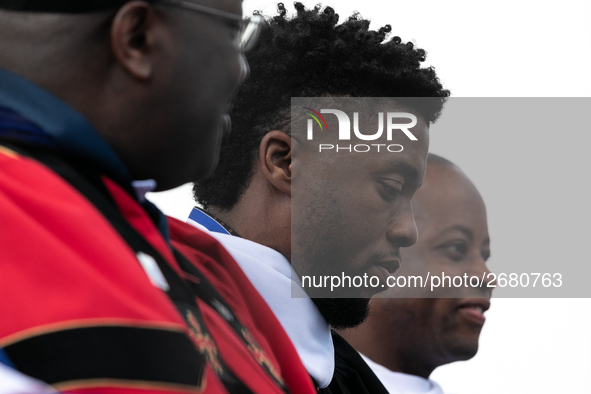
[372, 249, 402, 262]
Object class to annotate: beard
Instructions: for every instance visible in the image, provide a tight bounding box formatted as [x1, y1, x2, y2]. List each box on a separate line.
[312, 297, 371, 330]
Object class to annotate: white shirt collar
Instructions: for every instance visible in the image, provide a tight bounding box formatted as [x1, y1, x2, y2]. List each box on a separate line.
[186, 222, 334, 388]
[360, 353, 444, 394]
[0, 364, 58, 394]
[131, 179, 157, 202]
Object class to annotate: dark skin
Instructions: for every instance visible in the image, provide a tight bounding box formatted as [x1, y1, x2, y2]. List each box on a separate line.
[339, 157, 493, 378]
[210, 100, 430, 326]
[209, 129, 293, 259]
[0, 0, 245, 190]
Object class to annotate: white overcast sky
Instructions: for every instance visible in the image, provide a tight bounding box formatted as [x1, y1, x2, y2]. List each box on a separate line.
[148, 1, 591, 393]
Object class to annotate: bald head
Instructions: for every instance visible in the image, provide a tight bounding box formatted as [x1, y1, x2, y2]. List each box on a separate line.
[339, 154, 492, 378]
[0, 10, 113, 82]
[413, 154, 485, 228]
[0, 0, 246, 189]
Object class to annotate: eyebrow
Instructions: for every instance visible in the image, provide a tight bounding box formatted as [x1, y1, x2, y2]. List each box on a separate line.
[385, 160, 422, 188]
[388, 161, 427, 190]
[440, 225, 474, 240]
[439, 225, 491, 246]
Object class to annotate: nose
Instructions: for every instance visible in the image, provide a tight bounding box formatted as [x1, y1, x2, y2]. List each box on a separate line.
[481, 262, 494, 296]
[469, 255, 494, 297]
[386, 200, 418, 248]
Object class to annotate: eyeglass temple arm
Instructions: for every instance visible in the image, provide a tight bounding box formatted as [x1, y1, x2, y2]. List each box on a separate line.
[165, 0, 244, 21]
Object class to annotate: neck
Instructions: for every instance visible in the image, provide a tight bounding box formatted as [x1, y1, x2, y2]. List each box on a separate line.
[373, 352, 436, 379]
[208, 171, 291, 260]
[339, 326, 439, 379]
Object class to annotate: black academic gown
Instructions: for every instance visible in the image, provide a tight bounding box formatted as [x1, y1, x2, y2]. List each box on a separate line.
[318, 332, 389, 394]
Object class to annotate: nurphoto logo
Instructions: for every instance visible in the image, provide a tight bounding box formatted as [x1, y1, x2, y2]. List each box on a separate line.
[303, 107, 418, 153]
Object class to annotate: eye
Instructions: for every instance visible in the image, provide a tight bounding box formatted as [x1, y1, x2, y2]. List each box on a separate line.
[379, 179, 403, 200]
[442, 241, 467, 261]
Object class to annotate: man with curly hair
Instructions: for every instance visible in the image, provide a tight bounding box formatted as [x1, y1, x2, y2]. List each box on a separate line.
[190, 3, 449, 393]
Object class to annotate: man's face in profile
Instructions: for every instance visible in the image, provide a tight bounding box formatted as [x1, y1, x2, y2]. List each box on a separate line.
[370, 160, 492, 361]
[290, 99, 429, 326]
[163, 0, 247, 183]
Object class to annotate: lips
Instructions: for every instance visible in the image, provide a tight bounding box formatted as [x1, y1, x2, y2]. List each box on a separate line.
[457, 298, 491, 325]
[376, 259, 401, 276]
[368, 259, 401, 290]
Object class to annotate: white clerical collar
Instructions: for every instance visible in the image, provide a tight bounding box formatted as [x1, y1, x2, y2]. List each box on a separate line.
[360, 354, 445, 394]
[186, 218, 334, 388]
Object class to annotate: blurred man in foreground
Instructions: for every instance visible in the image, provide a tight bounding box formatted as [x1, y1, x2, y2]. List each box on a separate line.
[339, 154, 493, 394]
[0, 1, 315, 393]
[191, 3, 449, 393]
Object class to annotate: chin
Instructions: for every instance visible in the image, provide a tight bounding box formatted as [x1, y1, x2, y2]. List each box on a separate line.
[191, 155, 219, 183]
[312, 298, 371, 330]
[444, 339, 480, 362]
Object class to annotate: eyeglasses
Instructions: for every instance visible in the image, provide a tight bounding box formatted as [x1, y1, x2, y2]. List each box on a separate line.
[160, 0, 264, 52]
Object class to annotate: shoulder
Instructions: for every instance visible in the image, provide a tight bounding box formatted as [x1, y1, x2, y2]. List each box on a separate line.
[168, 218, 317, 394]
[0, 147, 213, 393]
[320, 332, 390, 394]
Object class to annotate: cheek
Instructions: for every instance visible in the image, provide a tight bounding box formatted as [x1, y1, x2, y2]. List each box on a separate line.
[380, 299, 437, 329]
[399, 246, 431, 274]
[198, 131, 224, 179]
[182, 38, 241, 104]
[209, 40, 243, 96]
[426, 299, 459, 337]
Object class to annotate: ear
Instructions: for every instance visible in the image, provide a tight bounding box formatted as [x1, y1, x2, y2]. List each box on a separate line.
[110, 1, 160, 79]
[259, 130, 292, 197]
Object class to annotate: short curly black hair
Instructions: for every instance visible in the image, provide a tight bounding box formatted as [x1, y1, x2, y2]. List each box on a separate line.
[193, 2, 450, 210]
